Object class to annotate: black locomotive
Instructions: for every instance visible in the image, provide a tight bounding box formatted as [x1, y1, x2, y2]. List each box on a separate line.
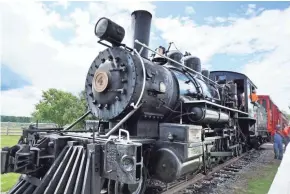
[1, 10, 269, 194]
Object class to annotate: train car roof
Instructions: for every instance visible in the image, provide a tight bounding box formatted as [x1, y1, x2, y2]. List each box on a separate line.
[210, 70, 257, 89]
[258, 95, 289, 118]
[258, 95, 279, 109]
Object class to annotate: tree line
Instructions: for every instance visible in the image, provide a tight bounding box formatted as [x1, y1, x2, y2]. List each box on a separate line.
[1, 115, 32, 123]
[1, 88, 290, 128]
[1, 89, 90, 129]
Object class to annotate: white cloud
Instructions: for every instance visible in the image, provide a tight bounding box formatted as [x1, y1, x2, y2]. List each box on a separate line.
[1, 1, 290, 117]
[245, 4, 265, 16]
[1, 86, 43, 116]
[243, 42, 290, 113]
[185, 6, 195, 15]
[0, 0, 156, 116]
[246, 4, 257, 15]
[50, 0, 70, 10]
[155, 6, 290, 112]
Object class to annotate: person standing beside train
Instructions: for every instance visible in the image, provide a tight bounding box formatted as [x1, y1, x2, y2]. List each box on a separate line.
[273, 125, 284, 160]
[249, 89, 259, 106]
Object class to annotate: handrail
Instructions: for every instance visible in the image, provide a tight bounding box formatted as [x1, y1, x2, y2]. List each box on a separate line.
[99, 103, 143, 138]
[134, 39, 222, 88]
[132, 48, 146, 109]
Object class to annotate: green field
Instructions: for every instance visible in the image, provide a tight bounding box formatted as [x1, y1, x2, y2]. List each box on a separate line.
[0, 135, 21, 192]
[246, 163, 279, 194]
[234, 161, 280, 194]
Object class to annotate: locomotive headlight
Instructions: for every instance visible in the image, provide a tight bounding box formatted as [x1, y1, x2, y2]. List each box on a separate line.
[95, 18, 108, 38]
[159, 82, 166, 93]
[120, 155, 135, 172]
[94, 17, 125, 46]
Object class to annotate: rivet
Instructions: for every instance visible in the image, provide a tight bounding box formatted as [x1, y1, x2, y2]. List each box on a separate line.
[108, 56, 113, 61]
[101, 58, 105, 63]
[115, 96, 120, 101]
[98, 104, 102, 109]
[93, 100, 97, 104]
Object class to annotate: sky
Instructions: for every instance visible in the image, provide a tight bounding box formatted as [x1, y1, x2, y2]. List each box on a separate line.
[1, 0, 290, 116]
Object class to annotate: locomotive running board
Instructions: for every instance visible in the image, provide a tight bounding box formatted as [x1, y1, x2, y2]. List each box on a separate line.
[210, 151, 233, 157]
[184, 100, 249, 115]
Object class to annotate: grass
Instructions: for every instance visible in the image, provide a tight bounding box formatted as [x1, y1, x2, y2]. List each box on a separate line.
[235, 161, 280, 194]
[0, 135, 21, 192]
[246, 163, 279, 194]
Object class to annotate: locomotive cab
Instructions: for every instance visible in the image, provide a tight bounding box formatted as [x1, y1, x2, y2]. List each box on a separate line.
[210, 71, 257, 116]
[210, 71, 268, 146]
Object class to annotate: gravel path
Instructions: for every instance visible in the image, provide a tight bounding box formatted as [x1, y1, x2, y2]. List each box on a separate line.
[176, 143, 280, 194]
[207, 143, 278, 194]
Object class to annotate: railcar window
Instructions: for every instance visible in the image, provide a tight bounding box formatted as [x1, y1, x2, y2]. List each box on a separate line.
[216, 75, 226, 82]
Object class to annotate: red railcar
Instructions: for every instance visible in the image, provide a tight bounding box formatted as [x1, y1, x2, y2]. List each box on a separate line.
[281, 112, 289, 128]
[258, 95, 289, 136]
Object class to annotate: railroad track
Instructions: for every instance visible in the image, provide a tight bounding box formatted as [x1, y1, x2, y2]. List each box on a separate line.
[147, 149, 257, 194]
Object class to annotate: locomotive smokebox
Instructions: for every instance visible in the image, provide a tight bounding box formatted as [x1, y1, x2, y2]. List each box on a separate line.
[131, 10, 152, 58]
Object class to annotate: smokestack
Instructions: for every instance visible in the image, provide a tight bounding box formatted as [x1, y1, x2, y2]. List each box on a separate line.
[131, 10, 152, 58]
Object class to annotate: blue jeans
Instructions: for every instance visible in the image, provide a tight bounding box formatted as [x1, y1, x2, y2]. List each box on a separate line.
[273, 133, 283, 160]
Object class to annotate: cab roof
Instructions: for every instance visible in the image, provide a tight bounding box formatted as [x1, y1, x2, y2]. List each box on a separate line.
[210, 70, 258, 89]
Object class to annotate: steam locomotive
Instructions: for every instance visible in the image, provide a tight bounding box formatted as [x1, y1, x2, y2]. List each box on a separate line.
[1, 10, 270, 194]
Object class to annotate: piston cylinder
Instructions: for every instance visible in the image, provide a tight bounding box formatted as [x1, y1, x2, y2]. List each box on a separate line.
[188, 107, 230, 124]
[153, 148, 201, 183]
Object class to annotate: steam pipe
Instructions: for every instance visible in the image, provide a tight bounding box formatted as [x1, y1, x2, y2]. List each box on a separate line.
[131, 10, 152, 58]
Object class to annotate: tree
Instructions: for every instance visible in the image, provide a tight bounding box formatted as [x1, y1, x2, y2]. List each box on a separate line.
[32, 89, 88, 128]
[0, 116, 31, 123]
